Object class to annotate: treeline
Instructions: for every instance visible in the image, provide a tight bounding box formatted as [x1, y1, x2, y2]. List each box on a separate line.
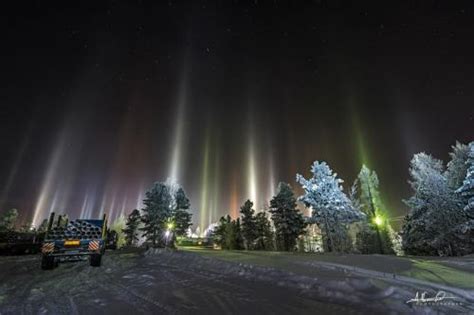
[213, 162, 398, 254]
[213, 140, 474, 257]
[213, 183, 306, 251]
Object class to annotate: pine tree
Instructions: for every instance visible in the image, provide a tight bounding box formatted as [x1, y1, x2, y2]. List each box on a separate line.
[233, 218, 244, 250]
[212, 215, 244, 250]
[454, 142, 474, 253]
[172, 188, 193, 237]
[141, 182, 172, 247]
[123, 209, 141, 246]
[402, 153, 467, 256]
[446, 141, 470, 190]
[254, 211, 274, 250]
[240, 200, 257, 250]
[224, 216, 237, 250]
[269, 182, 306, 251]
[457, 142, 474, 217]
[297, 161, 364, 252]
[212, 216, 229, 248]
[354, 165, 394, 254]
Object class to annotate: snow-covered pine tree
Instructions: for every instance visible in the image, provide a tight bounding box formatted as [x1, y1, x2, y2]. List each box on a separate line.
[453, 141, 474, 254]
[402, 153, 467, 256]
[141, 182, 173, 247]
[269, 182, 306, 251]
[446, 141, 470, 190]
[240, 199, 257, 250]
[457, 142, 474, 217]
[123, 209, 141, 246]
[297, 161, 364, 252]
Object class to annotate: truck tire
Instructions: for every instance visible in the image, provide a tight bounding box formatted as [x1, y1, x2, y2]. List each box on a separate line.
[41, 255, 55, 270]
[90, 253, 102, 267]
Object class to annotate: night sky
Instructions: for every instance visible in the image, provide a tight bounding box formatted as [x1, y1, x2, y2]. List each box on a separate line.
[1, 1, 473, 231]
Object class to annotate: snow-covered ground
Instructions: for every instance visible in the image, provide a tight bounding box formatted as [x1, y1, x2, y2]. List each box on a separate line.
[0, 249, 473, 314]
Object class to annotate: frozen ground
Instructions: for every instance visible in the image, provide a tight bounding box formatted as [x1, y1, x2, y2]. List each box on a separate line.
[0, 249, 473, 315]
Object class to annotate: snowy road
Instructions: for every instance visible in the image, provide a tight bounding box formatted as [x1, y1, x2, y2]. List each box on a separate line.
[0, 249, 472, 314]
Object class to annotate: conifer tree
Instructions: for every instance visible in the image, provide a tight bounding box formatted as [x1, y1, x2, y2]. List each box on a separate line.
[254, 211, 274, 250]
[240, 200, 257, 249]
[269, 182, 306, 251]
[141, 182, 172, 247]
[123, 209, 141, 246]
[172, 188, 193, 237]
[354, 165, 394, 254]
[297, 161, 364, 252]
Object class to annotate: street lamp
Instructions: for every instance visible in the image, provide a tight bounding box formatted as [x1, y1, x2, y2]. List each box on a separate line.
[373, 215, 383, 227]
[165, 221, 174, 247]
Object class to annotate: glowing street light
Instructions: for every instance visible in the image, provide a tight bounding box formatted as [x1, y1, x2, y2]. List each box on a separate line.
[164, 220, 175, 247]
[373, 215, 383, 226]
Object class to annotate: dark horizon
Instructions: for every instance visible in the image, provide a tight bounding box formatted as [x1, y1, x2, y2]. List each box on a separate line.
[1, 1, 473, 231]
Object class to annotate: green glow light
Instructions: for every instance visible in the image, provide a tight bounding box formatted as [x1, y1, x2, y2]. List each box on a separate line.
[373, 215, 384, 226]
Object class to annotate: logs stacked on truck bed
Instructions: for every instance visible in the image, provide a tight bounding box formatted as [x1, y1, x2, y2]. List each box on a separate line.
[48, 220, 102, 240]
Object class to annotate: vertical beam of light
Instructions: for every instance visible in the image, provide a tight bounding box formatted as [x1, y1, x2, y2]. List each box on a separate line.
[246, 105, 259, 211]
[349, 102, 393, 217]
[0, 126, 31, 211]
[211, 146, 220, 225]
[350, 104, 370, 167]
[49, 189, 61, 215]
[119, 197, 128, 218]
[208, 200, 214, 228]
[247, 136, 258, 210]
[79, 193, 90, 219]
[99, 197, 106, 219]
[82, 188, 97, 219]
[268, 153, 276, 202]
[229, 174, 239, 219]
[168, 77, 187, 183]
[109, 193, 117, 223]
[168, 49, 190, 184]
[32, 135, 66, 227]
[135, 183, 145, 210]
[199, 133, 210, 234]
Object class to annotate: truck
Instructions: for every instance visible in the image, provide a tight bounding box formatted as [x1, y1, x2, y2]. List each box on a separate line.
[41, 212, 107, 270]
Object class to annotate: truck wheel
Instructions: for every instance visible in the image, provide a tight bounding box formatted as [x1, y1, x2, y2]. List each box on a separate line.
[41, 255, 55, 270]
[90, 253, 102, 267]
